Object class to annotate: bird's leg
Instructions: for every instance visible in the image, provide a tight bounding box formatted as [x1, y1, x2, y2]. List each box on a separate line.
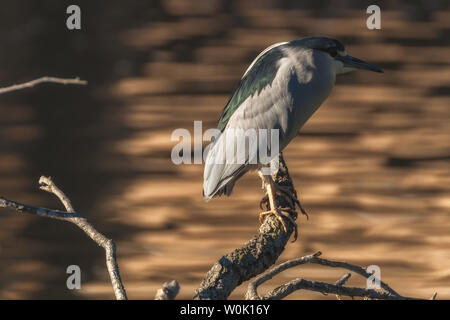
[258, 171, 298, 241]
[258, 176, 309, 219]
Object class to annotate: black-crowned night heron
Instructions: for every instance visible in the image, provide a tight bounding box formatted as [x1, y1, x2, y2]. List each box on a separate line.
[203, 36, 383, 238]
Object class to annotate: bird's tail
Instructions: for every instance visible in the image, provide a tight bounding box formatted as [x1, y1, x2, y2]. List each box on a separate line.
[203, 138, 230, 201]
[203, 134, 242, 201]
[203, 178, 236, 202]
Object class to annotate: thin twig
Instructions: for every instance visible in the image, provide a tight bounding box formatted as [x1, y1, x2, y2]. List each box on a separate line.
[335, 273, 351, 300]
[335, 273, 352, 286]
[0, 176, 127, 300]
[0, 76, 87, 94]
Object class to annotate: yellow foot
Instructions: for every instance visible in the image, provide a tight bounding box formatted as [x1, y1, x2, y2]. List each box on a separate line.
[259, 207, 298, 241]
[260, 185, 309, 219]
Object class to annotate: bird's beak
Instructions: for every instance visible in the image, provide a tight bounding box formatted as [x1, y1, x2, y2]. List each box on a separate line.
[336, 55, 383, 73]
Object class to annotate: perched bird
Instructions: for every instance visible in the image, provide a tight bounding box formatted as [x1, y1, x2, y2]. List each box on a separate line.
[203, 36, 382, 237]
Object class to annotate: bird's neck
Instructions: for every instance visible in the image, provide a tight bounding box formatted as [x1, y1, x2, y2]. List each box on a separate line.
[282, 48, 336, 135]
[284, 47, 336, 85]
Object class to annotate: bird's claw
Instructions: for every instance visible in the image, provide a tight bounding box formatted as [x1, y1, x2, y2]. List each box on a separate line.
[259, 207, 298, 242]
[274, 185, 309, 220]
[259, 188, 308, 220]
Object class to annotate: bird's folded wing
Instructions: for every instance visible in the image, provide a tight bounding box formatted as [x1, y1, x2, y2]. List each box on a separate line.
[203, 51, 297, 200]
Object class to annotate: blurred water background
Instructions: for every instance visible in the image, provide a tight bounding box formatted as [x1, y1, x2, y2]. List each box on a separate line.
[0, 0, 449, 299]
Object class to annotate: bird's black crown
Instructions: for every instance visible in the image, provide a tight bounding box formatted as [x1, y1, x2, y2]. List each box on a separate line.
[288, 36, 345, 55]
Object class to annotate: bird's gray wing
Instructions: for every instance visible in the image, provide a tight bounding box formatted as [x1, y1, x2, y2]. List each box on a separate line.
[204, 43, 298, 200]
[217, 42, 287, 132]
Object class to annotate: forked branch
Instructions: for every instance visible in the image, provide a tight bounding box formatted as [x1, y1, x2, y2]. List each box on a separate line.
[246, 251, 436, 300]
[0, 176, 127, 300]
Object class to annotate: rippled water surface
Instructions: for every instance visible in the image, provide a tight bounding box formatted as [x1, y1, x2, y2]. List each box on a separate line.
[0, 1, 449, 299]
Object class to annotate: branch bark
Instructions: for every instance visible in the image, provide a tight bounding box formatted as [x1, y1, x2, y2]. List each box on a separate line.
[0, 76, 87, 94]
[155, 280, 180, 300]
[0, 176, 127, 300]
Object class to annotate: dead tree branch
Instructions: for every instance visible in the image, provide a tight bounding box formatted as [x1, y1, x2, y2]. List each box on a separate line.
[263, 278, 414, 300]
[0, 76, 87, 94]
[0, 176, 127, 300]
[0, 172, 435, 300]
[0, 159, 434, 300]
[246, 251, 434, 300]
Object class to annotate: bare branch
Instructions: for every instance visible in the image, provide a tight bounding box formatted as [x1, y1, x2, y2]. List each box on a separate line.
[310, 253, 400, 296]
[155, 280, 180, 300]
[0, 176, 127, 300]
[0, 197, 79, 220]
[194, 153, 299, 300]
[0, 76, 87, 94]
[247, 251, 429, 300]
[263, 278, 421, 300]
[245, 251, 321, 300]
[39, 176, 75, 212]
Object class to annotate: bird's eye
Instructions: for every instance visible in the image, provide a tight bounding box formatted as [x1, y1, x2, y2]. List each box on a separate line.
[329, 50, 337, 57]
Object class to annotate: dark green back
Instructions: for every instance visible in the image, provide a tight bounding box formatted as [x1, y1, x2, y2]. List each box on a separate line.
[217, 46, 285, 132]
